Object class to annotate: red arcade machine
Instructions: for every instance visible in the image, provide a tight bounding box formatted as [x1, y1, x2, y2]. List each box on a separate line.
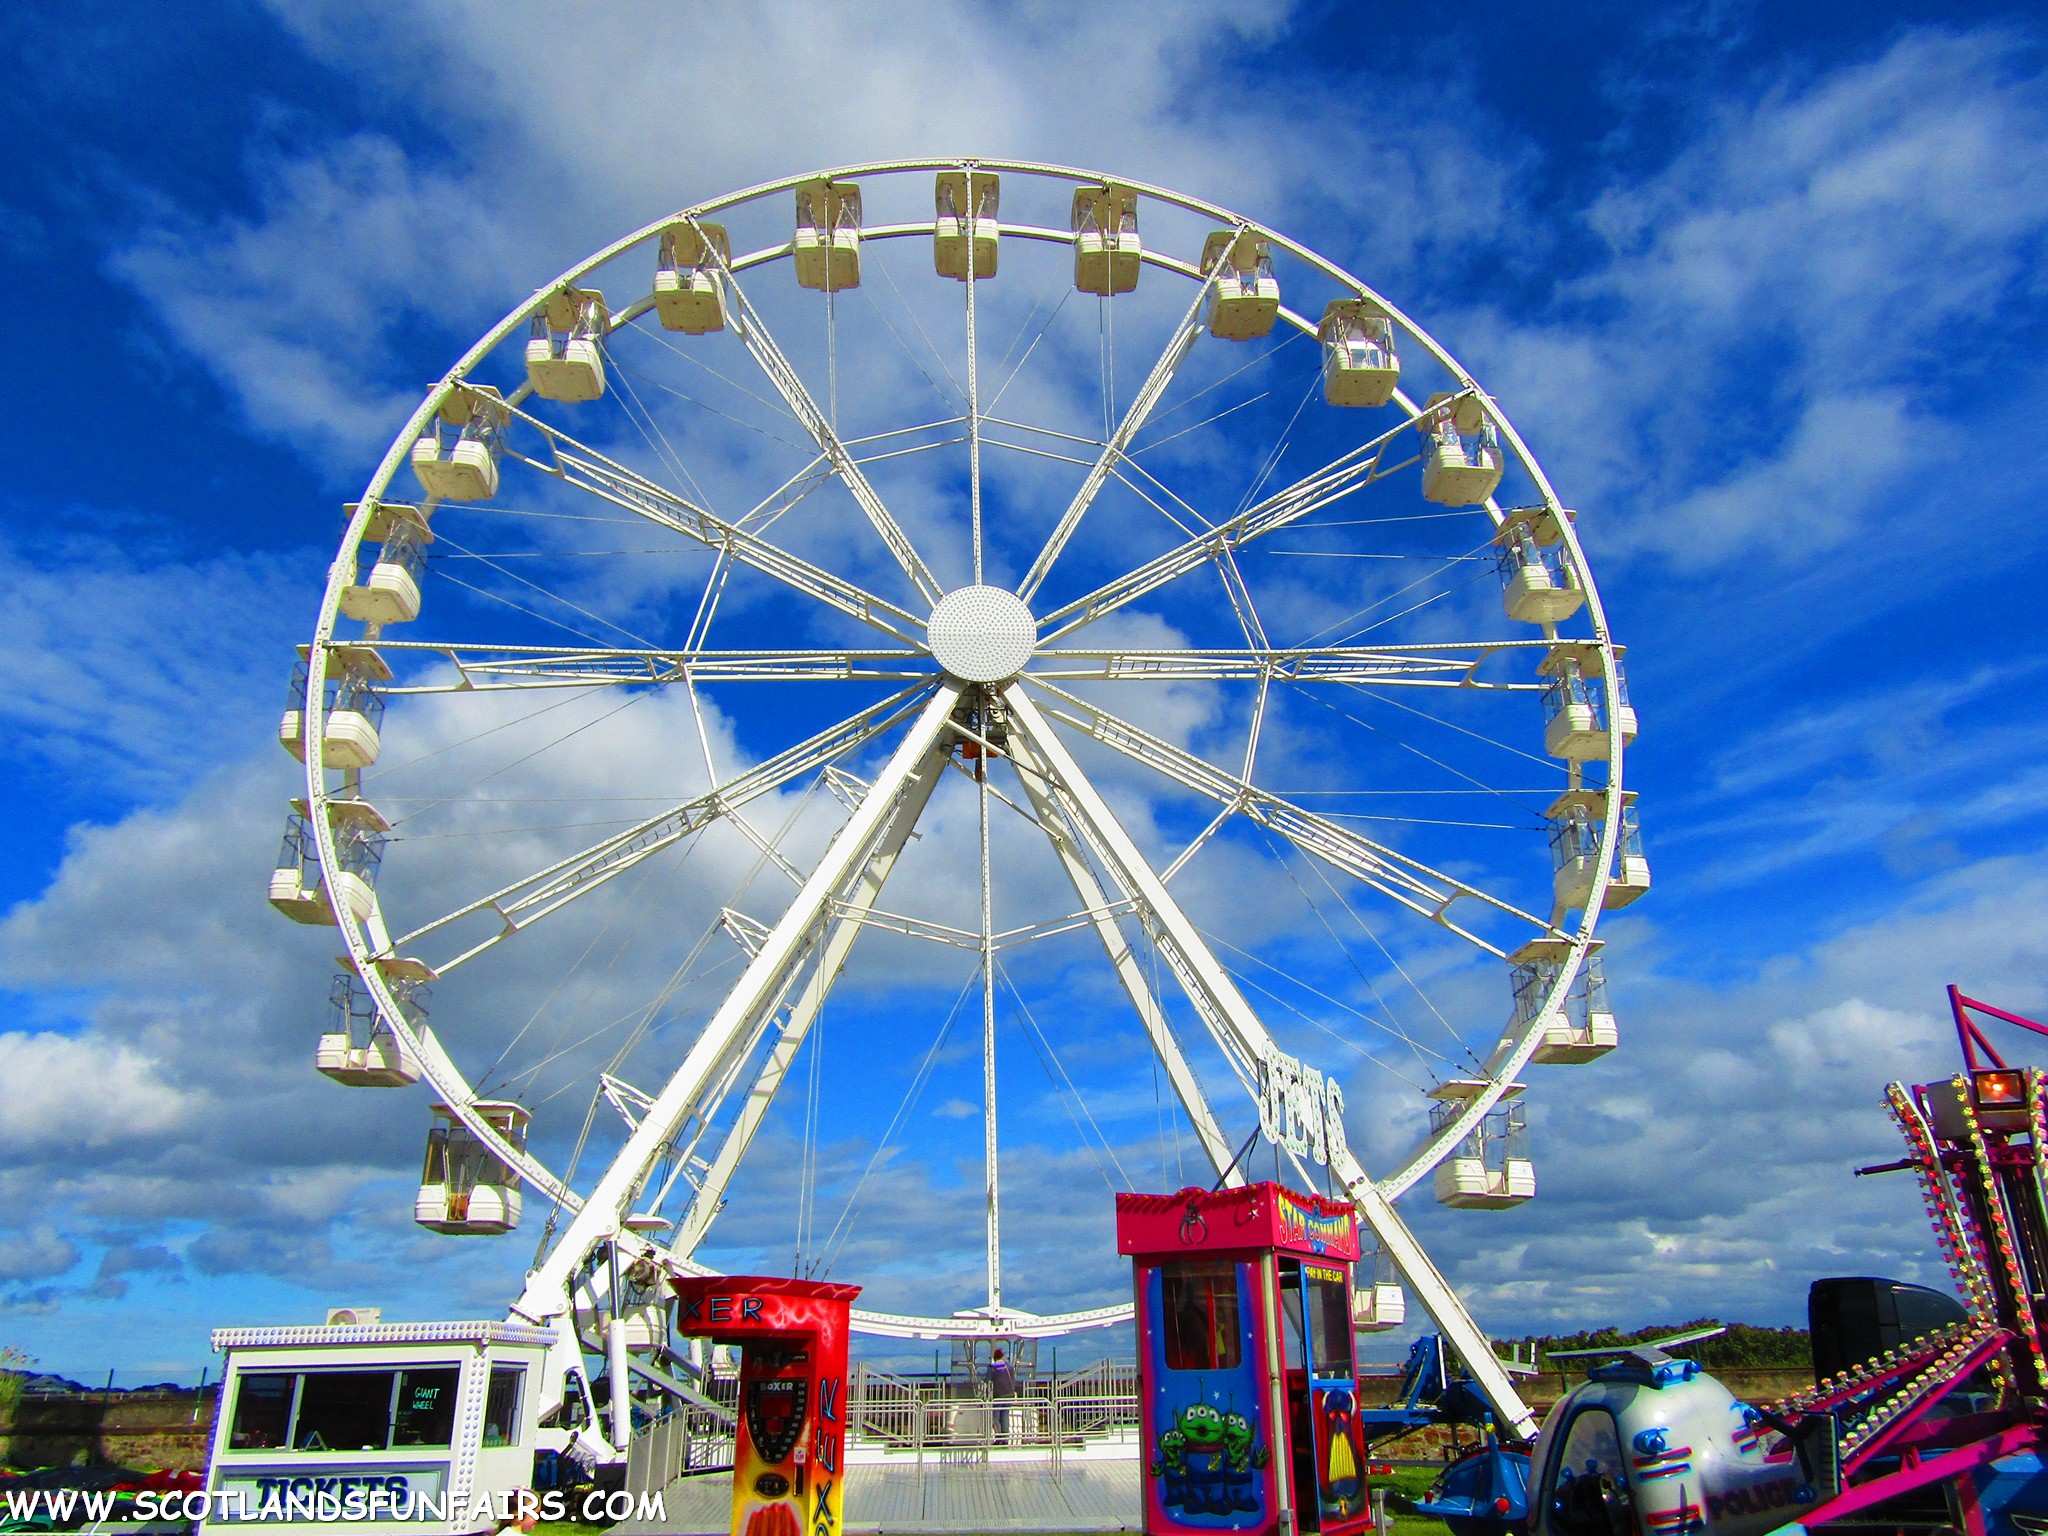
[669, 1276, 860, 1536]
[1118, 1184, 1370, 1536]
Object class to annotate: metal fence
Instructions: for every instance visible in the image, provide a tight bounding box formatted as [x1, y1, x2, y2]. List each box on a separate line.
[849, 1361, 1140, 1468]
[625, 1381, 739, 1496]
[628, 1360, 1142, 1493]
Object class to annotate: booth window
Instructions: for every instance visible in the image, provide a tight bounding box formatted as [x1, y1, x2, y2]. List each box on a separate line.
[483, 1367, 526, 1447]
[295, 1370, 396, 1452]
[228, 1373, 296, 1450]
[1162, 1261, 1242, 1371]
[223, 1365, 462, 1454]
[1275, 1258, 1356, 1376]
[392, 1368, 461, 1447]
[1302, 1263, 1355, 1379]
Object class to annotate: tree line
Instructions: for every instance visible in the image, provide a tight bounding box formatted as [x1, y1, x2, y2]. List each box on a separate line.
[1504, 1319, 1812, 1371]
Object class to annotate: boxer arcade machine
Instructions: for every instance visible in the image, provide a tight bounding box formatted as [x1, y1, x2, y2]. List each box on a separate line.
[669, 1277, 859, 1536]
[1119, 1184, 1371, 1536]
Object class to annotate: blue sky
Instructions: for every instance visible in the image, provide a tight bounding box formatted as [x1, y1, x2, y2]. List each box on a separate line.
[3, 0, 2048, 1386]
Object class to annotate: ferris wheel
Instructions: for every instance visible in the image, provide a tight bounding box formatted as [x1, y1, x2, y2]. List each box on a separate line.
[269, 158, 1644, 1445]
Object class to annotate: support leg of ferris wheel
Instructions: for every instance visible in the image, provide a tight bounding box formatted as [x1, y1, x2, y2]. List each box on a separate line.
[508, 683, 964, 1377]
[1000, 685, 1539, 1441]
[667, 740, 953, 1259]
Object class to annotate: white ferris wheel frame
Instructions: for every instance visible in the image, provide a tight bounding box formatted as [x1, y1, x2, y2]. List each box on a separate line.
[298, 157, 1633, 1443]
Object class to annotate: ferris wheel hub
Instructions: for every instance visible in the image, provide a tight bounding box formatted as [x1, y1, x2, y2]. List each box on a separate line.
[925, 584, 1036, 682]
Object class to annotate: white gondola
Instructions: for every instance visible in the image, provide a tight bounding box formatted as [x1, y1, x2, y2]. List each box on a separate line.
[328, 799, 386, 923]
[1420, 391, 1503, 505]
[934, 170, 999, 280]
[1352, 1283, 1407, 1332]
[417, 1102, 529, 1235]
[269, 797, 386, 924]
[316, 960, 426, 1088]
[1319, 299, 1400, 407]
[278, 644, 389, 769]
[1508, 937, 1618, 1064]
[1351, 1243, 1406, 1332]
[268, 808, 330, 924]
[653, 222, 730, 334]
[1495, 506, 1584, 624]
[1546, 789, 1650, 911]
[794, 179, 861, 292]
[1071, 182, 1140, 295]
[411, 386, 506, 502]
[1539, 642, 1638, 763]
[338, 503, 431, 626]
[1201, 230, 1280, 340]
[1429, 1080, 1534, 1208]
[1547, 792, 1601, 912]
[524, 287, 608, 403]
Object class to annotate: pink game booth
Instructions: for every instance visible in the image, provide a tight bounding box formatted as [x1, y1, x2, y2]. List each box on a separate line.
[1117, 1183, 1371, 1536]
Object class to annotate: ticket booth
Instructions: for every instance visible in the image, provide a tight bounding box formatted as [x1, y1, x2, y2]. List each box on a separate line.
[1118, 1184, 1370, 1536]
[669, 1276, 859, 1536]
[200, 1318, 554, 1534]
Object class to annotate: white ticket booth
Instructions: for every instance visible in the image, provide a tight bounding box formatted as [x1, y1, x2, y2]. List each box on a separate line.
[202, 1319, 554, 1535]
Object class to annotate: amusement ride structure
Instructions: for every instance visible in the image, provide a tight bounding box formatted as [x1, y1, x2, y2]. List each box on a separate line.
[263, 158, 1644, 1466]
[1412, 988, 2048, 1536]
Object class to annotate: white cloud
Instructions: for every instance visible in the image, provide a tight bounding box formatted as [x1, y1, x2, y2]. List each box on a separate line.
[0, 1225, 80, 1285]
[109, 133, 517, 474]
[0, 531, 307, 796]
[1465, 27, 2048, 569]
[1411, 852, 2048, 1331]
[0, 1032, 193, 1152]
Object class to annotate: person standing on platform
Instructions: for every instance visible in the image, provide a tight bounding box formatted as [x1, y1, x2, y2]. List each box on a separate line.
[988, 1346, 1016, 1439]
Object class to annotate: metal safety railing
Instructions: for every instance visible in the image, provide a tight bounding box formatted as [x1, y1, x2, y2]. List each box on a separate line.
[628, 1361, 1142, 1492]
[848, 1363, 1140, 1469]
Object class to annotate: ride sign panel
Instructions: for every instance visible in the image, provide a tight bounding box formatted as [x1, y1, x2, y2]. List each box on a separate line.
[1257, 1042, 1349, 1168]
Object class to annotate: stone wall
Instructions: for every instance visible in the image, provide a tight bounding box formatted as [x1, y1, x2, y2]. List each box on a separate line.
[0, 1391, 218, 1471]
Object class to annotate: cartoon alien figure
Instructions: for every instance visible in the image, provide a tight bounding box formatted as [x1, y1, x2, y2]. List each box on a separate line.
[1222, 1411, 1269, 1474]
[1154, 1402, 1227, 1476]
[1153, 1401, 1266, 1517]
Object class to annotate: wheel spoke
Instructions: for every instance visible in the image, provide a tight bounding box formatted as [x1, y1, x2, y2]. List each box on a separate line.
[497, 398, 928, 645]
[1016, 268, 1217, 601]
[1003, 729, 1237, 1176]
[1028, 640, 1549, 686]
[1034, 405, 1447, 641]
[376, 640, 928, 691]
[386, 683, 936, 972]
[694, 220, 946, 606]
[1024, 679, 1557, 953]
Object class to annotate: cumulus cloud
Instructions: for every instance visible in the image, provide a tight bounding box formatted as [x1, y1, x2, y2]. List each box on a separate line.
[0, 1226, 80, 1286]
[0, 1032, 193, 1152]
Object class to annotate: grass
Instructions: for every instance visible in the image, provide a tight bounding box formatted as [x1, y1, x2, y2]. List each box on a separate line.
[1380, 1462, 1458, 1536]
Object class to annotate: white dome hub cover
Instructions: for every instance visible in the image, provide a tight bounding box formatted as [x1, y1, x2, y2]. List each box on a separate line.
[926, 585, 1036, 682]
